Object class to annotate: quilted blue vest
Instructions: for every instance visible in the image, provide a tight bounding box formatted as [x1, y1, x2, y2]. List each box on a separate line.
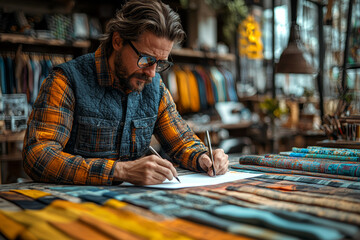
[55, 53, 161, 160]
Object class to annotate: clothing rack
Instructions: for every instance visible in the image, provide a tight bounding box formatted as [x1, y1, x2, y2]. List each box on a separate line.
[162, 63, 238, 115]
[0, 48, 72, 104]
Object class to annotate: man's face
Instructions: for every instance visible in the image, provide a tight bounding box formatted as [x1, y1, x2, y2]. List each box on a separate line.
[113, 32, 174, 92]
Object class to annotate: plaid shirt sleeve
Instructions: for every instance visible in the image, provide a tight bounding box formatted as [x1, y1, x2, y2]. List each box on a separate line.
[154, 80, 207, 171]
[22, 69, 117, 185]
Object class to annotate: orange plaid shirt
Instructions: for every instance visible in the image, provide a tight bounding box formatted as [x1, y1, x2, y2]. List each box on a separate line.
[22, 46, 207, 185]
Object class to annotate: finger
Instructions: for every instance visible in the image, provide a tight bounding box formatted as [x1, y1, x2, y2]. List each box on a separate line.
[153, 157, 179, 179]
[213, 150, 228, 175]
[149, 155, 179, 179]
[198, 154, 213, 172]
[217, 160, 229, 175]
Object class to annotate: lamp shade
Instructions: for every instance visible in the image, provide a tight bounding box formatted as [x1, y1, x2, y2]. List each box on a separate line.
[276, 0, 315, 74]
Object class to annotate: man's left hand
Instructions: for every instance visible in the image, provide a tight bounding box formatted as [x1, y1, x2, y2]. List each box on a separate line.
[198, 149, 228, 176]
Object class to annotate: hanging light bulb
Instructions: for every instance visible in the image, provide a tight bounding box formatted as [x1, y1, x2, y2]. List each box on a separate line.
[276, 0, 316, 74]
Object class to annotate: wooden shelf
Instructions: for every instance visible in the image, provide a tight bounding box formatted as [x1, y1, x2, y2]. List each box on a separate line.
[0, 33, 90, 49]
[316, 139, 360, 149]
[171, 48, 235, 61]
[0, 131, 25, 142]
[0, 152, 22, 162]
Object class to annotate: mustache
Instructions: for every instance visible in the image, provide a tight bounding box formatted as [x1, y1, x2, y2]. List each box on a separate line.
[130, 73, 152, 83]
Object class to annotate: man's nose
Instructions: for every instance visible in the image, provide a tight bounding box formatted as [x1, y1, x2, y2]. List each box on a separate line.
[143, 64, 157, 78]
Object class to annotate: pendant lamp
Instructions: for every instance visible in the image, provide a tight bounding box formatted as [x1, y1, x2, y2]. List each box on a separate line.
[276, 0, 315, 74]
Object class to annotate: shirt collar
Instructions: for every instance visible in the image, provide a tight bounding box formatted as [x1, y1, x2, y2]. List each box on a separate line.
[95, 45, 115, 88]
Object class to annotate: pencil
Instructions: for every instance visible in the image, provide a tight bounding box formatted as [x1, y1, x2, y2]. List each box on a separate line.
[149, 146, 181, 183]
[205, 130, 216, 177]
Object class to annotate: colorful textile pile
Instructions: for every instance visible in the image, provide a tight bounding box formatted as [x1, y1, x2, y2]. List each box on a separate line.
[236, 146, 360, 177]
[1, 169, 360, 240]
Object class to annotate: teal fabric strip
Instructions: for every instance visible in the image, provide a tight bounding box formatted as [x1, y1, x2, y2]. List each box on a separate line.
[293, 146, 360, 157]
[282, 152, 359, 161]
[212, 205, 343, 240]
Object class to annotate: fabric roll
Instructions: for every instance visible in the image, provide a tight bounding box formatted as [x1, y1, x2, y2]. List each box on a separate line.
[238, 155, 360, 177]
[231, 164, 360, 181]
[281, 152, 359, 161]
[292, 146, 360, 157]
[212, 205, 343, 240]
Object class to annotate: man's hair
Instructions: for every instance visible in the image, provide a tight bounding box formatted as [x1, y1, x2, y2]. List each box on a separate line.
[101, 0, 186, 56]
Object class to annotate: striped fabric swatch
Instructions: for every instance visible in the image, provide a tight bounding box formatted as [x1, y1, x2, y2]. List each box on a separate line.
[189, 190, 359, 238]
[238, 155, 360, 177]
[253, 174, 360, 190]
[231, 164, 360, 181]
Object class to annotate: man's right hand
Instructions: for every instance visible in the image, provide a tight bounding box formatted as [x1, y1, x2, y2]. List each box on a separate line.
[113, 155, 178, 185]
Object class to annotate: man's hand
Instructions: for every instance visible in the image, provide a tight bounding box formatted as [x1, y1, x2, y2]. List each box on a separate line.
[114, 155, 178, 185]
[198, 149, 228, 176]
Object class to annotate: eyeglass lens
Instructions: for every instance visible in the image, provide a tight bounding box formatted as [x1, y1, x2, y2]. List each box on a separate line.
[138, 56, 172, 72]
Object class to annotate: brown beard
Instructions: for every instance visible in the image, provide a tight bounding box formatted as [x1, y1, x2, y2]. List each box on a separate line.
[114, 51, 152, 92]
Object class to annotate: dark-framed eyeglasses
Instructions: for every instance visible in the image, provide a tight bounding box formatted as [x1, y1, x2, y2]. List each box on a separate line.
[128, 41, 173, 73]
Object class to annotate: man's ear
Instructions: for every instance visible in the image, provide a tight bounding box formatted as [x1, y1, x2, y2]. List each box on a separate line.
[112, 32, 123, 51]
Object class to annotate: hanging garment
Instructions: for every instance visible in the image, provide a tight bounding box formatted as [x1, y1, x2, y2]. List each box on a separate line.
[32, 57, 42, 104]
[184, 67, 201, 112]
[5, 56, 15, 94]
[196, 66, 215, 106]
[219, 67, 238, 101]
[174, 67, 191, 113]
[191, 69, 208, 110]
[0, 56, 6, 94]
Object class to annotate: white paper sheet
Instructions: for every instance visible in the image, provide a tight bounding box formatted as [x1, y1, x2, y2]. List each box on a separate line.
[122, 171, 262, 189]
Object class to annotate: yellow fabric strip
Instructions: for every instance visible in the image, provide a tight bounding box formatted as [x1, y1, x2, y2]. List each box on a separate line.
[105, 207, 193, 240]
[11, 189, 51, 199]
[162, 218, 253, 240]
[104, 199, 127, 209]
[79, 214, 145, 240]
[2, 210, 71, 240]
[50, 220, 111, 240]
[105, 199, 167, 222]
[0, 211, 26, 240]
[26, 205, 79, 223]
